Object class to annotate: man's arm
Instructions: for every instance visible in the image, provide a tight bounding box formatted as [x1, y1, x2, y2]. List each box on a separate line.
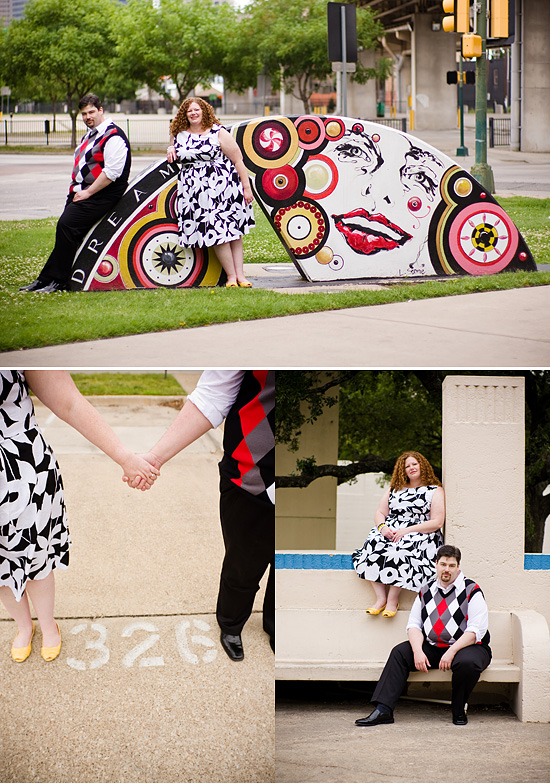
[73, 135, 128, 202]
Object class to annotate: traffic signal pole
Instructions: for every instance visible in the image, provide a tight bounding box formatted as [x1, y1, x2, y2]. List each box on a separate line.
[456, 54, 468, 156]
[470, 0, 495, 192]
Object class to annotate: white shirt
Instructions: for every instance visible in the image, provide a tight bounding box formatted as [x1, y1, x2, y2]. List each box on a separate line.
[187, 370, 245, 428]
[84, 118, 128, 182]
[406, 571, 489, 644]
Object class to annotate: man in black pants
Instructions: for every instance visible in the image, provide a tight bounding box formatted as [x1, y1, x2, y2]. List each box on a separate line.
[21, 94, 131, 293]
[356, 545, 491, 726]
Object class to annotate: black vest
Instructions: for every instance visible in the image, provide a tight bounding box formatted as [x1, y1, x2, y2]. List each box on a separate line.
[70, 122, 131, 199]
[419, 577, 491, 647]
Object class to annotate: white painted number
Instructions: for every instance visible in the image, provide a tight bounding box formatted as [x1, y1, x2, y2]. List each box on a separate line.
[121, 621, 165, 668]
[66, 623, 110, 671]
[175, 619, 217, 665]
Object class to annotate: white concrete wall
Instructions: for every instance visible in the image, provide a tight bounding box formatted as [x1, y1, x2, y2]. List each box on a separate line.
[521, 0, 550, 152]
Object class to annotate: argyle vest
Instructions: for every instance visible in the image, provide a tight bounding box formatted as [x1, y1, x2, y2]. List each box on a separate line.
[70, 123, 131, 196]
[219, 370, 274, 504]
[419, 577, 490, 647]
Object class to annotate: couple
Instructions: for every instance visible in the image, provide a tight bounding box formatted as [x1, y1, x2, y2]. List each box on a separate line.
[0, 370, 273, 665]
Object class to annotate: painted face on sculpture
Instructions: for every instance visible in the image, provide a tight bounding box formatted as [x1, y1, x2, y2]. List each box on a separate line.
[321, 128, 445, 275]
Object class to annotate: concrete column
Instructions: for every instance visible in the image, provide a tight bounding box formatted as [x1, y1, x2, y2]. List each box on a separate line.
[275, 380, 339, 549]
[347, 49, 377, 118]
[413, 14, 457, 131]
[521, 0, 550, 151]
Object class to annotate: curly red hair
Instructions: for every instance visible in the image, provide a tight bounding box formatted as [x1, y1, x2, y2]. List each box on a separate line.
[169, 97, 220, 137]
[390, 451, 441, 491]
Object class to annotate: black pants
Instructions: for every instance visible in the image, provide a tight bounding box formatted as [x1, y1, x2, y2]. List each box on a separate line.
[216, 476, 274, 640]
[372, 639, 492, 715]
[39, 190, 121, 285]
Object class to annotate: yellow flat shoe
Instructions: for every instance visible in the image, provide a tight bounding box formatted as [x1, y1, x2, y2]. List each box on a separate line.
[237, 281, 252, 288]
[382, 604, 399, 618]
[11, 622, 35, 663]
[365, 605, 386, 616]
[41, 622, 61, 662]
[225, 282, 238, 288]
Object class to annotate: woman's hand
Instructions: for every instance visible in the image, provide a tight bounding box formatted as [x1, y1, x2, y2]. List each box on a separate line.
[389, 528, 409, 543]
[379, 525, 393, 540]
[167, 145, 177, 163]
[122, 453, 161, 491]
[243, 184, 254, 205]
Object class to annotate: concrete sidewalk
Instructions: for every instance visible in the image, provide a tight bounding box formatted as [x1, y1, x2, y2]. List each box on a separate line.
[2, 285, 550, 367]
[0, 391, 274, 783]
[276, 683, 550, 783]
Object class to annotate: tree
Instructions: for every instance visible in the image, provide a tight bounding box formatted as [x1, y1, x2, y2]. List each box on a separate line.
[2, 0, 135, 146]
[241, 0, 391, 114]
[116, 0, 238, 108]
[276, 371, 550, 552]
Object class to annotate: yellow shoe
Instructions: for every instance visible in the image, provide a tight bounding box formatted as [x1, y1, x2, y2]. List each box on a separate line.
[237, 280, 252, 288]
[382, 604, 399, 618]
[365, 605, 386, 616]
[225, 281, 238, 288]
[41, 622, 61, 662]
[11, 622, 35, 663]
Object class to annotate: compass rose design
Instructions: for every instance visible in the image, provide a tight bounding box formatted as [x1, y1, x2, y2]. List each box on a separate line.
[139, 230, 196, 286]
[152, 243, 188, 275]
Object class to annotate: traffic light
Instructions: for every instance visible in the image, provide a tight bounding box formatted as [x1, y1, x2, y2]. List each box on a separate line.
[490, 0, 509, 38]
[441, 0, 470, 33]
[462, 33, 482, 58]
[447, 71, 458, 85]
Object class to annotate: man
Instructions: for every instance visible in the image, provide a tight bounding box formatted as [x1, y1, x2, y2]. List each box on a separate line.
[21, 94, 131, 293]
[355, 544, 491, 726]
[142, 370, 274, 662]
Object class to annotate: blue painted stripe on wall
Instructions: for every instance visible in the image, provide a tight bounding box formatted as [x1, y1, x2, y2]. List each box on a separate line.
[275, 553, 550, 571]
[524, 554, 550, 570]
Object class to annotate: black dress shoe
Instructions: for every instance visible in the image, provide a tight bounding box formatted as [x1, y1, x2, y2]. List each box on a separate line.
[19, 278, 47, 292]
[355, 707, 394, 726]
[452, 713, 468, 725]
[220, 632, 244, 661]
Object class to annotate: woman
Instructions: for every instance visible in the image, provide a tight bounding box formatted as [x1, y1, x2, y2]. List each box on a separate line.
[0, 371, 158, 663]
[352, 451, 445, 617]
[167, 97, 255, 288]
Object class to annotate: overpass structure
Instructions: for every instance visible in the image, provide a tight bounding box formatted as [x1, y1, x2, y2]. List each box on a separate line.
[358, 0, 549, 151]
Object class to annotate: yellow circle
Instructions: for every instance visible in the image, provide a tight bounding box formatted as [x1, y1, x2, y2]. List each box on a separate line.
[454, 177, 473, 197]
[305, 162, 330, 191]
[316, 247, 333, 265]
[325, 120, 343, 138]
[242, 117, 300, 170]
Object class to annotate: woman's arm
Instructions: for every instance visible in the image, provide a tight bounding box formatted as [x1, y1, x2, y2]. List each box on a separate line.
[167, 133, 176, 163]
[218, 128, 254, 205]
[374, 488, 394, 539]
[25, 371, 159, 490]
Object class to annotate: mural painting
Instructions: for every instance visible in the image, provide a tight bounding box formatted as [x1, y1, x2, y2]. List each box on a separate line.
[69, 115, 535, 290]
[69, 159, 224, 291]
[233, 115, 535, 281]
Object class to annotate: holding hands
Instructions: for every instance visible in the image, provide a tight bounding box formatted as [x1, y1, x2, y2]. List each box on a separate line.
[123, 451, 162, 490]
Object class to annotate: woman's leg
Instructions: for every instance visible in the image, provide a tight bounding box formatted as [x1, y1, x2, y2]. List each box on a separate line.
[213, 242, 238, 285]
[25, 571, 60, 647]
[229, 238, 250, 285]
[369, 581, 388, 611]
[386, 585, 402, 613]
[0, 586, 34, 647]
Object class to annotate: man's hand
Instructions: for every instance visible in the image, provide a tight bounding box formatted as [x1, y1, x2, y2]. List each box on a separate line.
[413, 650, 431, 672]
[73, 189, 91, 202]
[439, 649, 455, 671]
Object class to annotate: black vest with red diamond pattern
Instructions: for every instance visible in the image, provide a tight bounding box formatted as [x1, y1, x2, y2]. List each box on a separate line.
[70, 123, 131, 198]
[219, 370, 274, 505]
[419, 577, 490, 647]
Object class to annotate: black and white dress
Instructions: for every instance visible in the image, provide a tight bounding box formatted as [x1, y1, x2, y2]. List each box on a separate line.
[352, 485, 443, 591]
[0, 371, 70, 601]
[174, 124, 255, 248]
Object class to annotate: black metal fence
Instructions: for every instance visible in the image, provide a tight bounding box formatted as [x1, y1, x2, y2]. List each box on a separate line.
[366, 117, 407, 132]
[488, 117, 511, 147]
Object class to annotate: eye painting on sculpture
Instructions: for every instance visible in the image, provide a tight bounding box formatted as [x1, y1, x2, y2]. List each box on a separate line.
[232, 115, 535, 281]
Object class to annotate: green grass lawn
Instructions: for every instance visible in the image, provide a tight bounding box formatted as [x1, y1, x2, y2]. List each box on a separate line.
[69, 372, 185, 396]
[1, 198, 549, 352]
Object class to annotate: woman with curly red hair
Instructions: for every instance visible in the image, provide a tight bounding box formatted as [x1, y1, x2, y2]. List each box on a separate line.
[352, 451, 445, 617]
[167, 97, 255, 287]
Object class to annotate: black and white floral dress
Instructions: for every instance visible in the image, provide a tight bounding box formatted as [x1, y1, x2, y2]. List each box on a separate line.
[0, 371, 70, 601]
[352, 485, 443, 591]
[174, 124, 255, 248]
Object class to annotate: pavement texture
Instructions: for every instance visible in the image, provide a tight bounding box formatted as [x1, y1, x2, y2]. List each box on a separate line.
[1, 118, 550, 367]
[0, 383, 274, 783]
[276, 682, 550, 783]
[2, 285, 550, 367]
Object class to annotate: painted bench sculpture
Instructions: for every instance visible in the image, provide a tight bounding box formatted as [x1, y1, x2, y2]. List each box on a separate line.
[69, 115, 536, 291]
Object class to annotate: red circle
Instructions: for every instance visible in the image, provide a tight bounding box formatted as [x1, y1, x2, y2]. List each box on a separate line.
[448, 203, 518, 275]
[408, 197, 422, 212]
[262, 166, 300, 201]
[295, 116, 326, 150]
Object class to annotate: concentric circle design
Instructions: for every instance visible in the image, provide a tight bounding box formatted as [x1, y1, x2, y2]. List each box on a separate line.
[295, 115, 326, 150]
[454, 177, 473, 198]
[95, 255, 119, 284]
[273, 200, 328, 257]
[324, 118, 345, 140]
[303, 155, 338, 200]
[329, 255, 344, 271]
[125, 222, 205, 288]
[261, 166, 300, 202]
[448, 203, 518, 275]
[242, 117, 300, 170]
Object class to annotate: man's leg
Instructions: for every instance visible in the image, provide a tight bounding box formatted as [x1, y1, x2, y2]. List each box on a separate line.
[370, 640, 417, 711]
[450, 644, 492, 722]
[216, 477, 274, 658]
[29, 193, 117, 288]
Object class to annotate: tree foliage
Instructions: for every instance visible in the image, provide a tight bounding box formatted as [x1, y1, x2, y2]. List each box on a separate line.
[276, 371, 550, 552]
[116, 0, 238, 107]
[241, 0, 391, 113]
[1, 0, 136, 146]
